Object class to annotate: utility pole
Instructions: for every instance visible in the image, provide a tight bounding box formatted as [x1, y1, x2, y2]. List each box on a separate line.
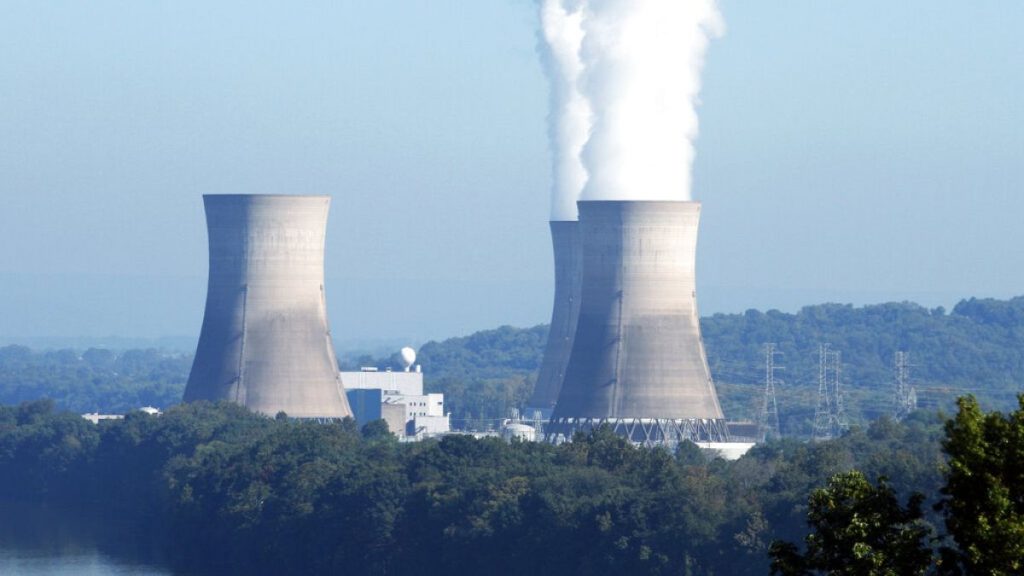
[812, 344, 833, 441]
[758, 343, 782, 442]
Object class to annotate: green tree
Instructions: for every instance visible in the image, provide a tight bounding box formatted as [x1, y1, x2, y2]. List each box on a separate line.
[361, 418, 393, 440]
[937, 395, 1024, 575]
[769, 471, 933, 576]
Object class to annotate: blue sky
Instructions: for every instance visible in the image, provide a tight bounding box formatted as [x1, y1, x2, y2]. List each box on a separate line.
[1, 1, 1022, 347]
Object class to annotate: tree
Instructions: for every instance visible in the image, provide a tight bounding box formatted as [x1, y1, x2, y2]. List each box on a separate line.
[361, 419, 393, 440]
[937, 395, 1024, 575]
[769, 471, 933, 576]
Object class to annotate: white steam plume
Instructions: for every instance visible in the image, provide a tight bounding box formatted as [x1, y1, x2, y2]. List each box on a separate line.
[577, 0, 723, 202]
[539, 0, 591, 221]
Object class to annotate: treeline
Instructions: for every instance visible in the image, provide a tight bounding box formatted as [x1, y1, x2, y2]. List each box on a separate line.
[0, 399, 948, 575]
[0, 346, 188, 413]
[4, 296, 1024, 432]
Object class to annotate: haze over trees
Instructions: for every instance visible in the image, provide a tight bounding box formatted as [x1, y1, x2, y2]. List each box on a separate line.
[4, 296, 1024, 433]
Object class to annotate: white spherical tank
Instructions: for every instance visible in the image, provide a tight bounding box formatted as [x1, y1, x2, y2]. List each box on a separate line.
[400, 347, 417, 371]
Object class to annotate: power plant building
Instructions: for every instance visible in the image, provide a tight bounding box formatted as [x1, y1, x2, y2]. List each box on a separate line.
[341, 366, 450, 438]
[546, 201, 729, 447]
[183, 195, 353, 420]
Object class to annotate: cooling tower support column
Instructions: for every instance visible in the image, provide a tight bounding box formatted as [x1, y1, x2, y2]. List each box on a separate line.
[528, 221, 582, 416]
[546, 201, 728, 447]
[184, 195, 352, 420]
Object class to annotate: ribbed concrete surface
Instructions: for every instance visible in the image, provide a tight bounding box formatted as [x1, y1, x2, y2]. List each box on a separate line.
[551, 201, 724, 420]
[529, 221, 582, 411]
[184, 195, 352, 419]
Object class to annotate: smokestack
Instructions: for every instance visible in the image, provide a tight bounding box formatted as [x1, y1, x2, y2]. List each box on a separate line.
[184, 195, 352, 419]
[529, 221, 583, 413]
[547, 200, 727, 445]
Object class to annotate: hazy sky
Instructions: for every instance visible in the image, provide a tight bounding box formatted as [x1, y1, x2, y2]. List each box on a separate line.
[1, 1, 1022, 348]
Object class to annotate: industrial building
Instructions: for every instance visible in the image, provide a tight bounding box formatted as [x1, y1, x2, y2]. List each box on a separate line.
[341, 349, 450, 439]
[183, 195, 353, 420]
[546, 201, 733, 448]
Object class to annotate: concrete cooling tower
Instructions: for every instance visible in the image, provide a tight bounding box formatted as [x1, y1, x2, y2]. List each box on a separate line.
[528, 221, 582, 415]
[546, 201, 728, 446]
[183, 195, 352, 419]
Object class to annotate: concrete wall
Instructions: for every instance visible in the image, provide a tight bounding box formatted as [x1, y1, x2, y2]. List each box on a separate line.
[529, 221, 582, 412]
[411, 414, 451, 436]
[184, 195, 352, 419]
[381, 403, 408, 437]
[552, 201, 724, 421]
[340, 370, 423, 397]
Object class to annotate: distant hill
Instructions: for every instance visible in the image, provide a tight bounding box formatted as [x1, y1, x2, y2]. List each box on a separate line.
[3, 297, 1024, 435]
[360, 297, 1024, 433]
[703, 297, 1024, 434]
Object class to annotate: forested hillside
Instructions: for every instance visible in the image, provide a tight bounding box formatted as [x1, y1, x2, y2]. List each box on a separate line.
[2, 296, 1024, 435]
[704, 297, 1024, 434]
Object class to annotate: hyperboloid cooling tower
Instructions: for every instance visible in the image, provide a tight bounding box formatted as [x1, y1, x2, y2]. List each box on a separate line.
[546, 201, 728, 445]
[184, 195, 353, 419]
[528, 221, 582, 414]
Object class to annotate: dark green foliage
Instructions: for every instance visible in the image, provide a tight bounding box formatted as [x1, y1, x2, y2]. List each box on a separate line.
[0, 400, 952, 576]
[0, 399, 99, 499]
[768, 471, 933, 576]
[937, 395, 1024, 575]
[360, 418, 393, 440]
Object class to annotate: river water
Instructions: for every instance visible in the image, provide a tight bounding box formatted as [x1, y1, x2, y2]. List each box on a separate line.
[0, 502, 177, 575]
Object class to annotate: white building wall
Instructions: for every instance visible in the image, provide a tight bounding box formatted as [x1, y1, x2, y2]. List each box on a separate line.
[340, 369, 449, 438]
[340, 370, 423, 397]
[412, 414, 451, 436]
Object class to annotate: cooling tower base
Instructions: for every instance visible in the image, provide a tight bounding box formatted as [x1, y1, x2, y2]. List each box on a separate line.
[544, 416, 730, 448]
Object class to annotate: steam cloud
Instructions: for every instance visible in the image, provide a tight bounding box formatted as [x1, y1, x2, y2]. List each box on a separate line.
[539, 0, 723, 214]
[539, 0, 590, 221]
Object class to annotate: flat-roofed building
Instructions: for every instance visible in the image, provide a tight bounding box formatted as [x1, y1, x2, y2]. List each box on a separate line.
[340, 365, 450, 439]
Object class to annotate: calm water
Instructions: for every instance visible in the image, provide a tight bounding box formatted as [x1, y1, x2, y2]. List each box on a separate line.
[0, 502, 177, 576]
[0, 548, 174, 575]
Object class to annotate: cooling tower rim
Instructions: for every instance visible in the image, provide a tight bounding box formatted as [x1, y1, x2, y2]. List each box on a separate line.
[576, 199, 701, 206]
[575, 200, 702, 217]
[203, 194, 331, 199]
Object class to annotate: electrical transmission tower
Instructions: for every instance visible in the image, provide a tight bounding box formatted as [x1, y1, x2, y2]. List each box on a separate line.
[758, 343, 782, 442]
[893, 351, 918, 421]
[830, 349, 848, 434]
[812, 344, 847, 441]
[812, 344, 834, 441]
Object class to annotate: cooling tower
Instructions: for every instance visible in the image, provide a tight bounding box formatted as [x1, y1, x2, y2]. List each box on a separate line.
[547, 201, 728, 445]
[184, 195, 352, 419]
[528, 221, 582, 414]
